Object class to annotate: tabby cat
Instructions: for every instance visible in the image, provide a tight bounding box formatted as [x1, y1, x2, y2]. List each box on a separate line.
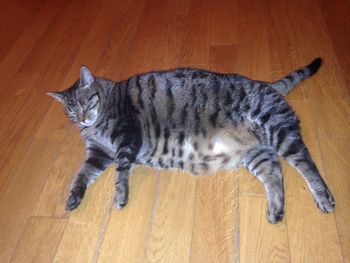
[47, 58, 334, 224]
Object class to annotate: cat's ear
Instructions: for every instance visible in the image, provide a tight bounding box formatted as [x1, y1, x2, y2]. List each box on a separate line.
[46, 91, 65, 103]
[80, 66, 94, 87]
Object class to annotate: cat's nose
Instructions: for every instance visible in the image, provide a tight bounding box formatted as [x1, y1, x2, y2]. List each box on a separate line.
[77, 114, 85, 122]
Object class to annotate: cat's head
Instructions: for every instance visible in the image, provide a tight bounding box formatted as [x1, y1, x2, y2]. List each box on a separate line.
[47, 66, 105, 127]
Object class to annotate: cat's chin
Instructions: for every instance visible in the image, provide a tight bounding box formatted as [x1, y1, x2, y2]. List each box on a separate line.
[80, 120, 96, 127]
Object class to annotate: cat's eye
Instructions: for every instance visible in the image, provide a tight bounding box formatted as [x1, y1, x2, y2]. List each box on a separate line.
[87, 101, 98, 111]
[66, 111, 78, 121]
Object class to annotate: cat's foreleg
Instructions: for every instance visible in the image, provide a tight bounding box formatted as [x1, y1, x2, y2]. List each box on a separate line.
[241, 146, 285, 224]
[66, 147, 113, 211]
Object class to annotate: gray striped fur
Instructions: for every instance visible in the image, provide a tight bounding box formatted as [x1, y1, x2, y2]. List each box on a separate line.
[47, 57, 334, 223]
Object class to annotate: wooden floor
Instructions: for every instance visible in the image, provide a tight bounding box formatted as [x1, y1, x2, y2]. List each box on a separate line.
[0, 0, 349, 262]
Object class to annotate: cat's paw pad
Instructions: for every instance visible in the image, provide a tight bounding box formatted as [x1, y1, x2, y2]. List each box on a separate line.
[65, 187, 85, 211]
[316, 189, 335, 213]
[267, 209, 284, 224]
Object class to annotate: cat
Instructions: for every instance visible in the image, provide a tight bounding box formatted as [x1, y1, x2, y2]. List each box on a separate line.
[47, 57, 335, 224]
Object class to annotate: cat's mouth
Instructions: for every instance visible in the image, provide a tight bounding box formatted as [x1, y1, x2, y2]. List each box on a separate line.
[80, 119, 96, 127]
[78, 112, 98, 127]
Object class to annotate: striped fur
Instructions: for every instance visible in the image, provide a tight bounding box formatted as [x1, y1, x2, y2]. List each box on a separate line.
[47, 57, 334, 223]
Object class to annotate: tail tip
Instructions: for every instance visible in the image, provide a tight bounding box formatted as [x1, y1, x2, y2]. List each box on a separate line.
[308, 57, 323, 76]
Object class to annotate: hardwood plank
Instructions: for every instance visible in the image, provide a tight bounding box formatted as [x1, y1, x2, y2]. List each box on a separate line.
[284, 166, 342, 262]
[0, 0, 64, 96]
[97, 168, 158, 263]
[240, 196, 291, 263]
[266, 0, 350, 138]
[0, 73, 41, 192]
[21, 0, 66, 37]
[164, 0, 192, 16]
[93, 0, 146, 79]
[0, 36, 42, 96]
[117, 0, 170, 75]
[11, 217, 67, 263]
[144, 171, 197, 263]
[19, 0, 101, 74]
[283, 121, 343, 263]
[209, 44, 238, 74]
[321, 0, 350, 96]
[319, 137, 350, 263]
[267, 0, 350, 101]
[177, 0, 210, 67]
[36, 0, 129, 140]
[0, 139, 61, 263]
[124, 0, 210, 71]
[267, 0, 319, 101]
[237, 0, 271, 81]
[53, 168, 114, 263]
[0, 0, 44, 60]
[208, 0, 238, 46]
[33, 130, 84, 217]
[0, 0, 102, 192]
[312, 90, 350, 138]
[191, 171, 239, 263]
[239, 167, 265, 197]
[35, 102, 73, 140]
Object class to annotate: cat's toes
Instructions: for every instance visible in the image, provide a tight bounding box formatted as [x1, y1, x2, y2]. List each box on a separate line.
[114, 195, 128, 210]
[66, 194, 82, 211]
[65, 187, 85, 211]
[267, 208, 284, 224]
[316, 188, 335, 213]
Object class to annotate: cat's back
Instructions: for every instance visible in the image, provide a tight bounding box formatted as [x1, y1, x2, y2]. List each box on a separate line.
[128, 68, 251, 125]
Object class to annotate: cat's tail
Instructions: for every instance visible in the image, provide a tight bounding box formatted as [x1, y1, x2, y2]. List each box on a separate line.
[269, 57, 322, 96]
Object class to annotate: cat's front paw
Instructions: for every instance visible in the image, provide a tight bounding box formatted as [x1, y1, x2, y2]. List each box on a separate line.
[114, 193, 128, 210]
[66, 187, 86, 211]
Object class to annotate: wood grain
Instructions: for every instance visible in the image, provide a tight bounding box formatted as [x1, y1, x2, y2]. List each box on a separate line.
[191, 172, 239, 263]
[240, 196, 291, 263]
[283, 110, 343, 263]
[0, 139, 61, 263]
[53, 168, 114, 263]
[33, 130, 84, 217]
[97, 168, 158, 263]
[319, 138, 350, 263]
[11, 217, 67, 263]
[144, 171, 197, 263]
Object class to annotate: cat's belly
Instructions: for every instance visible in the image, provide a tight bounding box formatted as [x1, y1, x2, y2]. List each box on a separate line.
[137, 127, 259, 175]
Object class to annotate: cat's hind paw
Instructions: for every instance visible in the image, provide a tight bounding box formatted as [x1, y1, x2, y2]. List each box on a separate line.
[315, 188, 335, 213]
[267, 208, 284, 224]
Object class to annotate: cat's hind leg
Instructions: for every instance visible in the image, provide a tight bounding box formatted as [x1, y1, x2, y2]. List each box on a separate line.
[276, 135, 335, 213]
[66, 147, 113, 211]
[241, 146, 285, 223]
[250, 90, 335, 214]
